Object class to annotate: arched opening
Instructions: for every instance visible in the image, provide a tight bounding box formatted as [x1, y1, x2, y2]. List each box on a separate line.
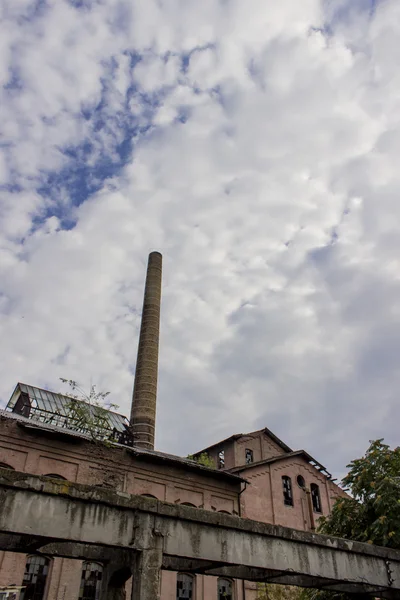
[0, 462, 15, 470]
[180, 502, 196, 508]
[176, 573, 194, 600]
[21, 555, 50, 600]
[140, 494, 158, 500]
[217, 510, 231, 515]
[79, 562, 103, 600]
[43, 474, 66, 480]
[218, 578, 233, 600]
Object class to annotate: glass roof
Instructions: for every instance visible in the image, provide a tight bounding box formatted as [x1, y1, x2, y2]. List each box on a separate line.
[6, 382, 129, 437]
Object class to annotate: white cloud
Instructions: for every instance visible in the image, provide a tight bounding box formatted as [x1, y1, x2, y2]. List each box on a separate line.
[1, 0, 400, 479]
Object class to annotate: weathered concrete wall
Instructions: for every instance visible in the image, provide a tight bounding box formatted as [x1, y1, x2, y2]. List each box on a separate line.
[0, 471, 399, 598]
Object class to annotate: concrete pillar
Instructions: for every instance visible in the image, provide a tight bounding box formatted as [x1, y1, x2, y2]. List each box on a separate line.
[131, 543, 163, 600]
[130, 251, 162, 450]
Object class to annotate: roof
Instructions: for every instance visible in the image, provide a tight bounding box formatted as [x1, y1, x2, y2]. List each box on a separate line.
[192, 426, 292, 457]
[127, 446, 246, 484]
[6, 382, 130, 444]
[227, 450, 332, 480]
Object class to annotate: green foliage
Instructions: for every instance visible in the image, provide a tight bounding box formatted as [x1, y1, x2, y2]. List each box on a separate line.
[257, 583, 302, 600]
[318, 439, 400, 549]
[187, 452, 216, 469]
[302, 439, 400, 600]
[60, 378, 118, 446]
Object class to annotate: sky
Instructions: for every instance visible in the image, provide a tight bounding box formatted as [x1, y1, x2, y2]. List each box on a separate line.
[1, 0, 399, 481]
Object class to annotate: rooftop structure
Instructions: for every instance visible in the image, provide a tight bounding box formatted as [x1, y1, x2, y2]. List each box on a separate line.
[5, 382, 134, 447]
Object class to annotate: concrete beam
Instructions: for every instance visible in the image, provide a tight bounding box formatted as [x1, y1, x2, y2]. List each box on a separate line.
[1, 471, 400, 598]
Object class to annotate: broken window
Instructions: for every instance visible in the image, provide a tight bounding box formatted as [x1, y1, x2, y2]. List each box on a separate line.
[176, 573, 194, 600]
[218, 450, 225, 469]
[21, 555, 50, 600]
[282, 476, 293, 506]
[218, 578, 233, 600]
[14, 392, 31, 418]
[79, 562, 103, 600]
[245, 449, 253, 464]
[311, 483, 322, 513]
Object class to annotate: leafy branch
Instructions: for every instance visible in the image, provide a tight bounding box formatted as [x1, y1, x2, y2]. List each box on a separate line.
[60, 378, 118, 446]
[187, 452, 216, 469]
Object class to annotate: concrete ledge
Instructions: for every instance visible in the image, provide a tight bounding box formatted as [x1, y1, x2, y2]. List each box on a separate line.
[0, 468, 398, 561]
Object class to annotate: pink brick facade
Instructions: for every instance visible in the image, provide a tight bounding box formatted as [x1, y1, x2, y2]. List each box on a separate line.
[0, 416, 346, 600]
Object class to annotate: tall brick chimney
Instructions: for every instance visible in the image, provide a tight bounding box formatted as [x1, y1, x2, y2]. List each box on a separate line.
[130, 251, 162, 450]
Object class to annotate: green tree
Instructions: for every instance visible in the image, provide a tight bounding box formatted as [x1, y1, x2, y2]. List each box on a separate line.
[301, 439, 400, 600]
[187, 452, 216, 469]
[318, 439, 400, 548]
[60, 378, 118, 445]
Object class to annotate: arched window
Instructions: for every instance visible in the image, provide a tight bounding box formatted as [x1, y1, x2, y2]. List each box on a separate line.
[282, 476, 293, 506]
[140, 494, 158, 500]
[0, 462, 15, 470]
[21, 555, 50, 600]
[79, 562, 103, 600]
[181, 502, 196, 508]
[310, 483, 322, 513]
[176, 573, 195, 600]
[43, 474, 66, 480]
[218, 578, 233, 600]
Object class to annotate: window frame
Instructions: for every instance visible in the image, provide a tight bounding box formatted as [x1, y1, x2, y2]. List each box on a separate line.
[21, 554, 51, 600]
[282, 475, 294, 507]
[218, 577, 233, 600]
[78, 561, 104, 600]
[245, 449, 254, 464]
[310, 483, 322, 513]
[176, 572, 195, 600]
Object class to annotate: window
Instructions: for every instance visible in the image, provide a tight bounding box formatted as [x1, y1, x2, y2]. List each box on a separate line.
[218, 578, 233, 600]
[245, 449, 253, 464]
[21, 556, 50, 600]
[43, 474, 66, 480]
[296, 475, 305, 489]
[311, 483, 322, 513]
[218, 450, 225, 469]
[176, 573, 194, 600]
[140, 494, 158, 500]
[181, 502, 196, 508]
[0, 463, 15, 470]
[282, 476, 293, 506]
[79, 562, 103, 600]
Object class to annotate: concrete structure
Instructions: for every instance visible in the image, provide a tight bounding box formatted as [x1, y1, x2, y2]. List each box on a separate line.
[0, 251, 378, 599]
[1, 471, 400, 599]
[130, 251, 162, 450]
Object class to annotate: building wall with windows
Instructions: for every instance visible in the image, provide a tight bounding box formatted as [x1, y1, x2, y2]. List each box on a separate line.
[0, 414, 242, 600]
[0, 413, 346, 600]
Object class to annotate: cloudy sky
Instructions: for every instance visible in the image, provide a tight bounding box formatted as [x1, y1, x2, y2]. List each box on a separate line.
[1, 0, 399, 480]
